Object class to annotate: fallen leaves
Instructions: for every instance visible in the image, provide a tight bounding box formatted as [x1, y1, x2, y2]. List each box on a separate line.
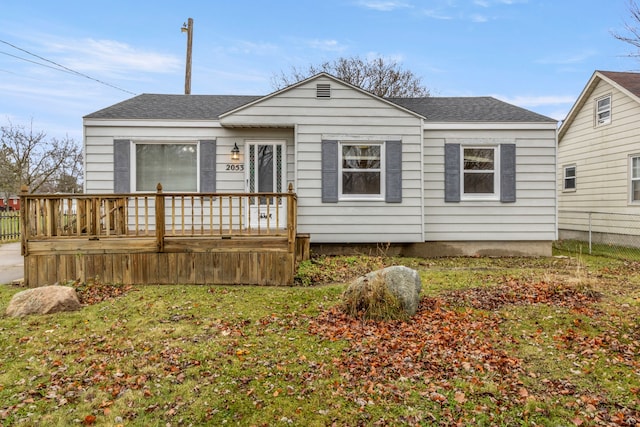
[441, 278, 602, 311]
[309, 299, 524, 401]
[308, 279, 640, 425]
[74, 279, 133, 305]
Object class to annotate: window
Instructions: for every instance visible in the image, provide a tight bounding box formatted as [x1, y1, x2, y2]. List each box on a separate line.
[563, 165, 576, 191]
[462, 147, 498, 198]
[444, 143, 515, 203]
[631, 156, 640, 202]
[596, 95, 611, 126]
[135, 143, 197, 191]
[340, 143, 383, 197]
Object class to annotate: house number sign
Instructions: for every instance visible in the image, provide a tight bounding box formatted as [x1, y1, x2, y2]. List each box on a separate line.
[225, 164, 244, 171]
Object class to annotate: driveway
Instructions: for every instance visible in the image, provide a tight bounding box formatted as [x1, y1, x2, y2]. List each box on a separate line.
[0, 242, 23, 284]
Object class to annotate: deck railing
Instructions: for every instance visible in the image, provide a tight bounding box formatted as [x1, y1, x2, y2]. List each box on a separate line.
[20, 183, 298, 255]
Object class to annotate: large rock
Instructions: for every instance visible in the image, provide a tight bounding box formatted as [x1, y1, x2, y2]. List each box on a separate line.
[5, 285, 82, 317]
[346, 266, 422, 318]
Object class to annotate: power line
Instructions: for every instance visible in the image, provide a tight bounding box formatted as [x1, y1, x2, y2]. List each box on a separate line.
[0, 50, 78, 76]
[0, 39, 137, 95]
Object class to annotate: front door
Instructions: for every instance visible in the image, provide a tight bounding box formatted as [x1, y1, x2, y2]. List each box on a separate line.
[245, 141, 287, 230]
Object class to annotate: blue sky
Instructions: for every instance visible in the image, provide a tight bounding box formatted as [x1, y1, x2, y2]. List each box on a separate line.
[0, 0, 638, 141]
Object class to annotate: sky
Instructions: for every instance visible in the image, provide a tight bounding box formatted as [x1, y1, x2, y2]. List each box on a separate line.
[0, 0, 639, 142]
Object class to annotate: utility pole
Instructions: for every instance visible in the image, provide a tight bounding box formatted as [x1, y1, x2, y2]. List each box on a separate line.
[181, 18, 193, 95]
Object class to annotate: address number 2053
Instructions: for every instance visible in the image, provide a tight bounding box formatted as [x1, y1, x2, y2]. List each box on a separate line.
[225, 164, 244, 171]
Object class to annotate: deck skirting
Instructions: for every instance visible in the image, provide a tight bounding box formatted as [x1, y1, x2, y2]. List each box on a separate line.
[24, 236, 296, 286]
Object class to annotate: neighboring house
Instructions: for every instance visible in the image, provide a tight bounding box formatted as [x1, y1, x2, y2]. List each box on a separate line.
[0, 196, 20, 211]
[558, 70, 640, 246]
[83, 73, 557, 256]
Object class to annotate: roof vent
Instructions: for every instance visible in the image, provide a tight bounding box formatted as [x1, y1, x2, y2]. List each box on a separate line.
[316, 83, 331, 98]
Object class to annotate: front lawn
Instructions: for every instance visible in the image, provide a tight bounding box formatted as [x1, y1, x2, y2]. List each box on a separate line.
[1, 253, 639, 426]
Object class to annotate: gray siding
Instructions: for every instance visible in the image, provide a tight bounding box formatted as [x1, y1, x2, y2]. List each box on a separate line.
[222, 76, 424, 243]
[424, 129, 557, 241]
[84, 125, 293, 193]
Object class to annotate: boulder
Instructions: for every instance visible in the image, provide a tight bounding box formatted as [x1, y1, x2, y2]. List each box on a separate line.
[5, 285, 82, 317]
[345, 266, 422, 318]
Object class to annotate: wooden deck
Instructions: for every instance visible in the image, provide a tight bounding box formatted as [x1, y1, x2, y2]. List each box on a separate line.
[20, 184, 307, 286]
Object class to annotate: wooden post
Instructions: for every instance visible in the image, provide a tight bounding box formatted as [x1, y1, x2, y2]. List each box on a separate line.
[182, 18, 193, 95]
[155, 183, 165, 252]
[287, 183, 296, 254]
[19, 185, 28, 257]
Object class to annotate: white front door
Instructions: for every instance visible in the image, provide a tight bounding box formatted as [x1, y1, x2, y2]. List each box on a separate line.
[245, 141, 287, 230]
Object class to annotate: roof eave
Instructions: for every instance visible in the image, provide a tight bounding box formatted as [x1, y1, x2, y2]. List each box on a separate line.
[423, 121, 558, 130]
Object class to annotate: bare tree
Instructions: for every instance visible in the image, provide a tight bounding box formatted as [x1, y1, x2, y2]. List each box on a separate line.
[0, 120, 83, 197]
[271, 56, 430, 98]
[612, 0, 640, 57]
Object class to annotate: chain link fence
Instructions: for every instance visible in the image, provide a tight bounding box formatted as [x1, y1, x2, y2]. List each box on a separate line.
[555, 210, 640, 260]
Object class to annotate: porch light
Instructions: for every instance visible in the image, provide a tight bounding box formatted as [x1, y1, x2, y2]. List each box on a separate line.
[231, 143, 240, 161]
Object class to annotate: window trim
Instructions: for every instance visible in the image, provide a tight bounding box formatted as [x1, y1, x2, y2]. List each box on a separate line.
[460, 145, 500, 201]
[630, 154, 640, 204]
[131, 140, 200, 193]
[563, 164, 577, 192]
[595, 94, 612, 127]
[338, 141, 385, 201]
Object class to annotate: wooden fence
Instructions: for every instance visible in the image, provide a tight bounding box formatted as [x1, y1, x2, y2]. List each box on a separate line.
[20, 184, 306, 286]
[0, 211, 20, 242]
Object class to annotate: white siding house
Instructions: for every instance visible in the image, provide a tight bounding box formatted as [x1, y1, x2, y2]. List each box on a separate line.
[83, 73, 558, 256]
[558, 71, 640, 246]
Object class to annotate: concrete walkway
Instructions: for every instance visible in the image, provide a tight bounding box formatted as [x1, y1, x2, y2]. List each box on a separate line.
[0, 242, 23, 284]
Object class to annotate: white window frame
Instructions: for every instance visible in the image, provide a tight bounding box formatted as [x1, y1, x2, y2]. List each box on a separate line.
[595, 94, 611, 127]
[630, 155, 640, 204]
[563, 164, 576, 192]
[338, 141, 385, 201]
[460, 145, 500, 201]
[131, 140, 200, 193]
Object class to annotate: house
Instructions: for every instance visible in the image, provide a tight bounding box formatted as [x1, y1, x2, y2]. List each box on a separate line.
[83, 72, 557, 257]
[0, 195, 20, 211]
[558, 70, 640, 247]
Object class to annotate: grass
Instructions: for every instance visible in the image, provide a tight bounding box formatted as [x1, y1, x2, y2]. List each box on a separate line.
[0, 250, 639, 426]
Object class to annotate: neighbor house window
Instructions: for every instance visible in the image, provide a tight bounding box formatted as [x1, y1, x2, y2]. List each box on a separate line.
[462, 146, 498, 198]
[340, 143, 383, 198]
[135, 143, 198, 191]
[595, 95, 611, 126]
[563, 165, 576, 191]
[631, 156, 640, 202]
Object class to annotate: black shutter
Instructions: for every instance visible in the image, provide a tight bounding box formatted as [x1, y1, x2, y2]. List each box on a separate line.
[444, 143, 460, 202]
[200, 140, 216, 193]
[321, 140, 339, 203]
[500, 143, 516, 203]
[113, 139, 130, 193]
[385, 140, 402, 203]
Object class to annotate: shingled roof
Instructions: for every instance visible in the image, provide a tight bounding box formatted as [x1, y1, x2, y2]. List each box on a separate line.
[85, 93, 554, 123]
[84, 94, 262, 120]
[389, 96, 554, 122]
[598, 70, 640, 98]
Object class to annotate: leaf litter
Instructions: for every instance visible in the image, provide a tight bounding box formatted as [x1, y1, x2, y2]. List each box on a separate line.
[309, 277, 640, 425]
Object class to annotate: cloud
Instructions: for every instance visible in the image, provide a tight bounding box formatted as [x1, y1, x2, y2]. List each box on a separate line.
[357, 1, 412, 11]
[227, 40, 280, 56]
[307, 39, 348, 52]
[422, 8, 453, 20]
[470, 14, 489, 22]
[45, 38, 181, 75]
[536, 50, 597, 65]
